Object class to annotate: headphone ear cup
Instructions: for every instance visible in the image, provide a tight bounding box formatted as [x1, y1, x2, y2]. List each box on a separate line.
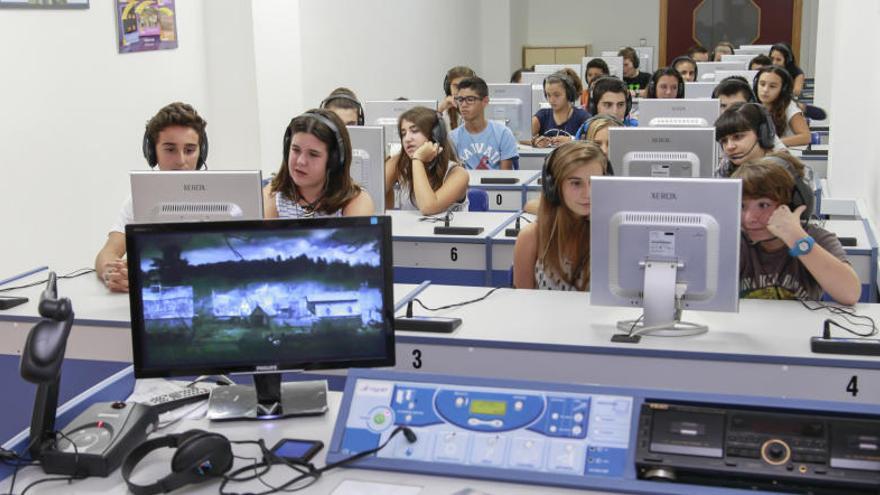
[443, 73, 451, 96]
[197, 131, 209, 170]
[541, 149, 561, 206]
[143, 131, 156, 168]
[171, 432, 233, 477]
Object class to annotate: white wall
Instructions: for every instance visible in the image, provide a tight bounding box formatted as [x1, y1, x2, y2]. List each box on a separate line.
[0, 2, 209, 278]
[816, 0, 880, 223]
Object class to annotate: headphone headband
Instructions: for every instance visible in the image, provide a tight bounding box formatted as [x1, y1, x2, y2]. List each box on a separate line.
[589, 76, 632, 117]
[543, 73, 578, 104]
[143, 126, 209, 170]
[761, 154, 814, 223]
[647, 68, 685, 99]
[320, 93, 365, 126]
[284, 110, 347, 175]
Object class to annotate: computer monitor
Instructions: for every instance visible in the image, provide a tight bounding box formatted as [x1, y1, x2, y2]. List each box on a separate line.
[737, 44, 773, 56]
[130, 170, 264, 223]
[608, 127, 716, 178]
[531, 84, 548, 114]
[684, 82, 718, 99]
[634, 46, 655, 73]
[347, 126, 386, 212]
[697, 61, 748, 81]
[364, 100, 437, 152]
[714, 70, 759, 84]
[126, 215, 395, 420]
[582, 56, 624, 82]
[533, 63, 581, 74]
[519, 71, 551, 86]
[590, 176, 740, 338]
[487, 83, 532, 142]
[720, 54, 756, 65]
[637, 98, 720, 128]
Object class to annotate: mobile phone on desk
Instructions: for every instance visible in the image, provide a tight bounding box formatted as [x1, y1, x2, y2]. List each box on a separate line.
[270, 438, 324, 464]
[0, 295, 28, 310]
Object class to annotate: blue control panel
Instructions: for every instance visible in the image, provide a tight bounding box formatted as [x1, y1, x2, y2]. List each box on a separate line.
[333, 372, 633, 480]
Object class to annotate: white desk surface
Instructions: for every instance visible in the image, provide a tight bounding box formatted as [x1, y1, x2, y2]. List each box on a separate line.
[0, 390, 605, 495]
[516, 144, 553, 156]
[490, 213, 535, 243]
[467, 169, 539, 187]
[825, 219, 874, 250]
[387, 210, 516, 241]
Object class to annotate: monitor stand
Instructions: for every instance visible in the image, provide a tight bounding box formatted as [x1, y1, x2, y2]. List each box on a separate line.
[206, 373, 328, 421]
[615, 260, 708, 339]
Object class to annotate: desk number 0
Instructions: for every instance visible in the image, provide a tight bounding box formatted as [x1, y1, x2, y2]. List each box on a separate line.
[846, 375, 859, 397]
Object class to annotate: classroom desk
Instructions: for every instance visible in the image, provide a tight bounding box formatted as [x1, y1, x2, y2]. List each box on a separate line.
[387, 209, 517, 286]
[0, 370, 608, 494]
[467, 169, 540, 212]
[517, 144, 552, 170]
[488, 212, 535, 286]
[790, 148, 828, 179]
[825, 218, 879, 302]
[525, 173, 542, 203]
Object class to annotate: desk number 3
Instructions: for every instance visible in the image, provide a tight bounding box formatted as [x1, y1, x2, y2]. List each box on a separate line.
[846, 375, 858, 397]
[412, 349, 422, 369]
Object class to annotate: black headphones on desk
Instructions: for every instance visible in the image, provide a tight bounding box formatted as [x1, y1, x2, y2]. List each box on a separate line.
[122, 429, 234, 495]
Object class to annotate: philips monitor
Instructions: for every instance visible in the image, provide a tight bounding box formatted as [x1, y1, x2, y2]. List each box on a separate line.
[714, 70, 759, 84]
[130, 170, 263, 223]
[582, 56, 624, 82]
[364, 100, 437, 152]
[696, 62, 749, 82]
[684, 82, 718, 99]
[609, 127, 716, 178]
[590, 176, 740, 338]
[487, 83, 533, 142]
[637, 98, 720, 128]
[126, 215, 395, 420]
[347, 125, 386, 212]
[720, 54, 756, 65]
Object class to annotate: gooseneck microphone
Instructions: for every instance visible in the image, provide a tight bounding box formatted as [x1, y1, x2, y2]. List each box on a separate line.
[728, 139, 759, 162]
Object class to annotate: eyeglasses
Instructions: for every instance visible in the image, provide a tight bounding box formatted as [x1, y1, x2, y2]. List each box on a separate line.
[453, 96, 482, 106]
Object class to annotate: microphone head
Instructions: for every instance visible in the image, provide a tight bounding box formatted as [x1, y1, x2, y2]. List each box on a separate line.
[402, 427, 417, 443]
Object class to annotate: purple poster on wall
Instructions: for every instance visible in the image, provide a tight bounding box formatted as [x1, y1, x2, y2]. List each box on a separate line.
[116, 0, 177, 54]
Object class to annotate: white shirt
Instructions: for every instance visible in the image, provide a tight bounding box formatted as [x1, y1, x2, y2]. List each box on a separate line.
[783, 101, 804, 138]
[110, 195, 134, 234]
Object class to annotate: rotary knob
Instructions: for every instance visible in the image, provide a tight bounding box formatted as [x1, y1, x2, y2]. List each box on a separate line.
[761, 439, 791, 465]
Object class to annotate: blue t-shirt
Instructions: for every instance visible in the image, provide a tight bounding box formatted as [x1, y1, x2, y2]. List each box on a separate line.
[535, 107, 590, 139]
[449, 120, 518, 170]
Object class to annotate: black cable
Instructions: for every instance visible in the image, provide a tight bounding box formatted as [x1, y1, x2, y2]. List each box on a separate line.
[412, 286, 502, 312]
[797, 298, 878, 337]
[17, 430, 85, 495]
[0, 268, 95, 293]
[18, 475, 81, 495]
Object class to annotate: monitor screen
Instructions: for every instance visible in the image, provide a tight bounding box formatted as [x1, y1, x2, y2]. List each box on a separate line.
[638, 98, 720, 128]
[609, 127, 716, 178]
[684, 82, 718, 99]
[126, 216, 395, 379]
[487, 83, 532, 142]
[590, 177, 740, 337]
[130, 170, 264, 223]
[696, 62, 749, 82]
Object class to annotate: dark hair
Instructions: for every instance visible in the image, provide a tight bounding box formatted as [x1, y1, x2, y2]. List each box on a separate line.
[670, 55, 697, 78]
[395, 107, 458, 206]
[687, 45, 709, 58]
[269, 109, 360, 214]
[749, 54, 772, 70]
[510, 68, 524, 83]
[457, 76, 488, 99]
[733, 153, 806, 204]
[322, 87, 361, 111]
[713, 41, 735, 59]
[560, 68, 584, 96]
[443, 66, 476, 130]
[712, 76, 756, 100]
[770, 43, 801, 76]
[618, 47, 639, 68]
[145, 102, 207, 148]
[714, 101, 774, 149]
[755, 66, 794, 136]
[585, 58, 610, 81]
[647, 67, 684, 98]
[591, 76, 629, 116]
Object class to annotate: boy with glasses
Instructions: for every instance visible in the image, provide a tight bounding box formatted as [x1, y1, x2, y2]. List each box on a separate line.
[449, 77, 518, 170]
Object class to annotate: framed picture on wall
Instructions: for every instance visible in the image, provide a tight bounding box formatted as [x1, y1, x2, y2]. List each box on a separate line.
[115, 0, 178, 54]
[0, 0, 88, 8]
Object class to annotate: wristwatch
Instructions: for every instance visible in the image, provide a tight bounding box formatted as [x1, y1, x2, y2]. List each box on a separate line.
[789, 235, 815, 257]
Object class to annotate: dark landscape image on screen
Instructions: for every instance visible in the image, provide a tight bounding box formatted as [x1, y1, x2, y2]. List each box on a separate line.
[136, 226, 385, 369]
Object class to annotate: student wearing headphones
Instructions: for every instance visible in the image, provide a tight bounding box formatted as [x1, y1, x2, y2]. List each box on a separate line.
[714, 101, 789, 177]
[713, 76, 758, 111]
[646, 67, 685, 99]
[619, 47, 650, 95]
[733, 157, 859, 304]
[385, 106, 469, 215]
[749, 54, 772, 71]
[449, 77, 518, 170]
[712, 41, 735, 61]
[264, 109, 374, 219]
[530, 71, 590, 148]
[582, 58, 610, 108]
[754, 66, 810, 147]
[320, 87, 364, 126]
[770, 43, 805, 97]
[513, 141, 606, 290]
[586, 76, 637, 127]
[687, 44, 710, 62]
[671, 55, 698, 82]
[95, 102, 208, 292]
[438, 66, 476, 131]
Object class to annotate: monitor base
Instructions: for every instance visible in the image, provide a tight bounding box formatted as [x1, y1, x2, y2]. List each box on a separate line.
[615, 319, 708, 338]
[207, 379, 328, 421]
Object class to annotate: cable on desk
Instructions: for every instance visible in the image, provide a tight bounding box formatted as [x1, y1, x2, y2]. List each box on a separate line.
[797, 298, 878, 338]
[412, 286, 503, 311]
[0, 268, 94, 293]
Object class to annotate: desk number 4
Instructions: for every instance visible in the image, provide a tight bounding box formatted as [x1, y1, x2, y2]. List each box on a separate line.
[846, 375, 858, 397]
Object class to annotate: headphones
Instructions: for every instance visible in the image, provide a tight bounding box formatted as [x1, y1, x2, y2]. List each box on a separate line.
[730, 102, 777, 149]
[669, 55, 698, 80]
[770, 43, 795, 67]
[763, 154, 815, 223]
[753, 66, 793, 103]
[589, 76, 632, 117]
[620, 49, 639, 69]
[122, 429, 233, 495]
[431, 110, 448, 146]
[712, 75, 757, 102]
[574, 113, 625, 141]
[443, 67, 476, 97]
[143, 127, 209, 170]
[646, 67, 685, 99]
[320, 92, 364, 126]
[543, 72, 578, 104]
[283, 110, 347, 175]
[541, 146, 563, 206]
